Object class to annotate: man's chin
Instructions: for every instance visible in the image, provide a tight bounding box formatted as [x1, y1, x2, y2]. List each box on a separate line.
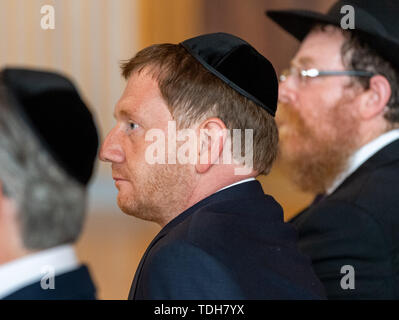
[116, 194, 160, 224]
[116, 190, 134, 213]
[117, 198, 140, 218]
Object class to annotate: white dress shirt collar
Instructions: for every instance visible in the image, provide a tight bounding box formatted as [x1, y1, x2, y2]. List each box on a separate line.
[327, 129, 399, 195]
[0, 244, 79, 299]
[216, 177, 256, 193]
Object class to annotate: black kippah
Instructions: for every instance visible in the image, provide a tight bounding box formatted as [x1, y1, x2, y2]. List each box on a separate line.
[2, 68, 99, 186]
[180, 32, 278, 116]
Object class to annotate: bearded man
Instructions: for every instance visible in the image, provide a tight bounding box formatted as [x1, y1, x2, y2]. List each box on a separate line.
[267, 0, 399, 299]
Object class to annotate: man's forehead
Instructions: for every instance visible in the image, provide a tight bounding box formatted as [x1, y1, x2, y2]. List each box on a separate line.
[114, 76, 173, 123]
[114, 72, 160, 115]
[292, 30, 345, 68]
[124, 70, 159, 97]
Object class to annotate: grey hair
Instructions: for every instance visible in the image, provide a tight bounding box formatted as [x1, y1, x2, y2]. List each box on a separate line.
[0, 84, 87, 250]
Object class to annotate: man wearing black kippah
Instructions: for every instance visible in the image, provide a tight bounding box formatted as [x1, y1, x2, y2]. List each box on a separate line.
[0, 68, 98, 300]
[267, 0, 399, 299]
[100, 33, 325, 299]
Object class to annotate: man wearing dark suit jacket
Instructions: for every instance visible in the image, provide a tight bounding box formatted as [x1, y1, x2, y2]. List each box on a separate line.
[0, 68, 98, 299]
[99, 33, 325, 299]
[267, 0, 399, 299]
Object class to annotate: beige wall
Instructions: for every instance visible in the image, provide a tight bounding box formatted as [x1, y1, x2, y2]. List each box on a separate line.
[138, 0, 204, 48]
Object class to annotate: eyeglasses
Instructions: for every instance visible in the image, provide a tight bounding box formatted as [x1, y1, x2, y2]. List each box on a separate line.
[279, 67, 376, 83]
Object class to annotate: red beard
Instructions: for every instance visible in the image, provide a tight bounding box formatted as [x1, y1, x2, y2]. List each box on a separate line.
[277, 101, 360, 194]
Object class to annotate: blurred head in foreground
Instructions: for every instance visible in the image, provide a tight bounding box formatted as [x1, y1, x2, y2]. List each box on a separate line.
[0, 68, 98, 299]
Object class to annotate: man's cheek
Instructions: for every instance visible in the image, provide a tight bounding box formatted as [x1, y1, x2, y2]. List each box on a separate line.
[278, 125, 292, 141]
[279, 121, 301, 141]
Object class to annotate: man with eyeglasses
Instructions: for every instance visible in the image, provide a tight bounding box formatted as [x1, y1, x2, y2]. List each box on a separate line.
[267, 0, 399, 299]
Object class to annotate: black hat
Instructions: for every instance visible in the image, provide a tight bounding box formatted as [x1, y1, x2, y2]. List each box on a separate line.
[2, 68, 99, 186]
[180, 32, 278, 116]
[266, 0, 399, 69]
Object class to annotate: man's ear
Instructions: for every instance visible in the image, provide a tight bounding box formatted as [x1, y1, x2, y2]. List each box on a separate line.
[359, 75, 391, 120]
[195, 118, 228, 174]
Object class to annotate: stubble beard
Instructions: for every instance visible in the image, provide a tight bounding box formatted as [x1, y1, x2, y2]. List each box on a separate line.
[117, 163, 194, 226]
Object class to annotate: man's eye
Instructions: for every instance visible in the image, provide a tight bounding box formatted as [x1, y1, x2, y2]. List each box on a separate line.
[128, 122, 139, 130]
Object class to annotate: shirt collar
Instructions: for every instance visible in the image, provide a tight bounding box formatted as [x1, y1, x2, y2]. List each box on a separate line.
[327, 129, 399, 195]
[216, 177, 256, 193]
[0, 244, 79, 299]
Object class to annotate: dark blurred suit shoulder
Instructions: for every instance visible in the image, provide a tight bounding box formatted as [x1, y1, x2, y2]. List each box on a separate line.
[129, 180, 326, 300]
[3, 265, 96, 300]
[291, 139, 399, 299]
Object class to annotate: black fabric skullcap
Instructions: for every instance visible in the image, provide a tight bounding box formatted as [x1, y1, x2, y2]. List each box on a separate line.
[2, 68, 99, 186]
[180, 32, 278, 116]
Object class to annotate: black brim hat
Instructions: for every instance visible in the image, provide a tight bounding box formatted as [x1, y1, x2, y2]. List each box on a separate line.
[266, 0, 399, 70]
[2, 68, 99, 186]
[180, 32, 278, 116]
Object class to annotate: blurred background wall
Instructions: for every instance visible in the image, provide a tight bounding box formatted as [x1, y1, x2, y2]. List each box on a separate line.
[0, 0, 334, 299]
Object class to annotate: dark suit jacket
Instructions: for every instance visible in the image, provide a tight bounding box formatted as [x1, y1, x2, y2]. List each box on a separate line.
[3, 265, 96, 300]
[128, 180, 325, 300]
[291, 139, 399, 299]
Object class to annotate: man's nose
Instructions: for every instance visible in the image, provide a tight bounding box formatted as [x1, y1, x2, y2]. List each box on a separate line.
[278, 78, 297, 105]
[99, 128, 125, 163]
